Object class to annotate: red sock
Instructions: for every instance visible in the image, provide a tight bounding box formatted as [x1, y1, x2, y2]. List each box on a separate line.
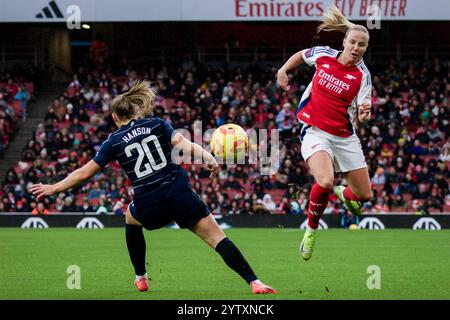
[308, 183, 331, 229]
[343, 187, 361, 201]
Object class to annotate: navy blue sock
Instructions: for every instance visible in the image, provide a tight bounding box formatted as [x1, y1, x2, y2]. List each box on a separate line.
[125, 224, 146, 276]
[215, 238, 258, 284]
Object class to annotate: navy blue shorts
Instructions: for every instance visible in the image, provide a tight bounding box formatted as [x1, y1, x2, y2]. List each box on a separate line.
[129, 189, 210, 230]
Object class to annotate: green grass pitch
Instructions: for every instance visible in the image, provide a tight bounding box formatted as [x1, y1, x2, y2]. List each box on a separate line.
[1, 228, 450, 300]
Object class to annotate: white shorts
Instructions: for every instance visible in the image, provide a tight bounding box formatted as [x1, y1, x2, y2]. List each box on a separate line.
[299, 125, 367, 173]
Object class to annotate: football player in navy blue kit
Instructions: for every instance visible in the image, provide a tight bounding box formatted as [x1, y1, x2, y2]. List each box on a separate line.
[30, 81, 276, 294]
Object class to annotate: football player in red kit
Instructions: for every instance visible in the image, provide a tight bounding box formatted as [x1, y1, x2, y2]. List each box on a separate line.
[277, 6, 373, 260]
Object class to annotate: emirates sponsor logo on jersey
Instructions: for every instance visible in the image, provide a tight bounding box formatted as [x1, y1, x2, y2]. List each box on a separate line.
[317, 69, 351, 94]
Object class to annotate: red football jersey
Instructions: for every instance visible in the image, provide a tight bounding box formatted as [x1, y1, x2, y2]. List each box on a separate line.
[296, 46, 372, 138]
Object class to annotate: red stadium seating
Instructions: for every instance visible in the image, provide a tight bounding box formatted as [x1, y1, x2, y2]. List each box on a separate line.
[24, 82, 34, 95]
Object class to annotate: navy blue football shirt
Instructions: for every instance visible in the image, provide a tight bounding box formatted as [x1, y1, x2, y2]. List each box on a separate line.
[93, 117, 190, 205]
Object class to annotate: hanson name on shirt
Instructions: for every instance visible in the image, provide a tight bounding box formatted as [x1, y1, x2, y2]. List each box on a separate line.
[122, 127, 153, 143]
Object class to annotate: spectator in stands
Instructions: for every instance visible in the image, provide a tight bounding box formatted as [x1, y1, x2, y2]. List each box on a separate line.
[380, 143, 394, 158]
[61, 196, 79, 212]
[242, 200, 253, 215]
[278, 196, 291, 214]
[392, 194, 407, 211]
[15, 85, 29, 121]
[288, 166, 309, 187]
[419, 187, 444, 214]
[427, 123, 443, 143]
[341, 211, 359, 228]
[283, 184, 299, 200]
[409, 139, 426, 156]
[218, 165, 229, 180]
[297, 192, 308, 214]
[227, 199, 242, 215]
[371, 167, 386, 185]
[223, 175, 243, 190]
[439, 139, 450, 162]
[80, 199, 94, 212]
[15, 200, 26, 212]
[1, 58, 448, 215]
[252, 199, 269, 214]
[262, 194, 276, 211]
[276, 103, 296, 139]
[0, 129, 5, 156]
[95, 198, 110, 214]
[32, 202, 49, 215]
[68, 74, 82, 90]
[4, 169, 19, 185]
[232, 165, 248, 182]
[88, 181, 106, 200]
[414, 183, 430, 200]
[113, 200, 124, 216]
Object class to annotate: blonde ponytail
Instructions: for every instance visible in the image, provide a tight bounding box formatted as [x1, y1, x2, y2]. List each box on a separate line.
[110, 80, 156, 120]
[317, 6, 369, 38]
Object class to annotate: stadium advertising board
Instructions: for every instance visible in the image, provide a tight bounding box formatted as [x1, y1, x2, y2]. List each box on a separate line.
[1, 214, 449, 230]
[1, 0, 450, 22]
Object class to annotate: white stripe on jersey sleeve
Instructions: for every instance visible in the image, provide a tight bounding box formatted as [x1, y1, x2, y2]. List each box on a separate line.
[356, 62, 372, 106]
[302, 46, 339, 67]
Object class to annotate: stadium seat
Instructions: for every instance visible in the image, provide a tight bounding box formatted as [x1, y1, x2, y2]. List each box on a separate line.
[55, 121, 72, 130]
[270, 209, 285, 215]
[24, 82, 34, 95]
[270, 189, 285, 203]
[222, 189, 243, 200]
[11, 100, 23, 115]
[403, 194, 413, 202]
[422, 155, 438, 163]
[75, 193, 87, 206]
[99, 87, 109, 96]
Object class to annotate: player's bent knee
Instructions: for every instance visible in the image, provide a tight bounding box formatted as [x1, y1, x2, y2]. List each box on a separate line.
[315, 178, 334, 190]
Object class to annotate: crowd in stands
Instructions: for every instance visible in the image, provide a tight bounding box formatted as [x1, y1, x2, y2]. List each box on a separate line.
[0, 55, 449, 217]
[0, 72, 33, 157]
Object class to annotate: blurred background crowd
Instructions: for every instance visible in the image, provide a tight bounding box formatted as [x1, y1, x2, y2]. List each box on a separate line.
[0, 54, 449, 217]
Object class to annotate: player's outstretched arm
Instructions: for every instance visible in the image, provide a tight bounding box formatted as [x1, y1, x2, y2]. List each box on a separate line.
[277, 50, 305, 91]
[30, 160, 102, 199]
[171, 132, 218, 178]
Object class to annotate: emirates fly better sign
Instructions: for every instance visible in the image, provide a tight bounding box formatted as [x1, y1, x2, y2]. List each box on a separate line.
[0, 0, 450, 22]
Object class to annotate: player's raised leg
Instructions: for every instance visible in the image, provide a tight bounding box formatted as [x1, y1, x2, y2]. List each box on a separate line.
[335, 167, 372, 215]
[188, 214, 277, 294]
[300, 151, 334, 261]
[125, 205, 148, 292]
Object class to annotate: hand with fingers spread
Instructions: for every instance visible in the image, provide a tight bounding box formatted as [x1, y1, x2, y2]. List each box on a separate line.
[29, 183, 56, 200]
